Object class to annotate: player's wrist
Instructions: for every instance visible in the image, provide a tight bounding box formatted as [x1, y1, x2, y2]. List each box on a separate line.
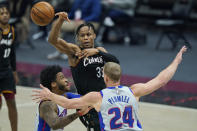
[48, 92, 54, 100]
[95, 48, 99, 54]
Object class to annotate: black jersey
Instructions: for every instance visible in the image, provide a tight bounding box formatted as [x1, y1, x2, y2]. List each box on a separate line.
[0, 25, 16, 78]
[71, 51, 119, 95]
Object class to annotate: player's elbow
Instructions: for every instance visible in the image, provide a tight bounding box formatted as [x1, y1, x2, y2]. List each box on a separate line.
[51, 125, 59, 130]
[48, 121, 61, 130]
[50, 123, 62, 130]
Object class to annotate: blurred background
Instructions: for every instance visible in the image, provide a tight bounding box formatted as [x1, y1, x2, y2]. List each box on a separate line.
[2, 0, 197, 109]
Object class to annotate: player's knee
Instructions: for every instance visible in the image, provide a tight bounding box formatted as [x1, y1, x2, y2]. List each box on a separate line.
[4, 93, 17, 109]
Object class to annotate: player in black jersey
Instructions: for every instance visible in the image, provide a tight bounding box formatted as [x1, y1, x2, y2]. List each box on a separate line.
[0, 4, 19, 131]
[48, 12, 119, 131]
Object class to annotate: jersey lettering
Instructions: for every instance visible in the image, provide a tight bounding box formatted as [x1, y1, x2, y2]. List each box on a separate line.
[3, 48, 11, 58]
[96, 67, 104, 78]
[0, 38, 13, 46]
[83, 56, 103, 67]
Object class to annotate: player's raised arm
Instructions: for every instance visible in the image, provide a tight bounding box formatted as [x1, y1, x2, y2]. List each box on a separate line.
[33, 84, 99, 110]
[131, 46, 187, 99]
[48, 12, 80, 56]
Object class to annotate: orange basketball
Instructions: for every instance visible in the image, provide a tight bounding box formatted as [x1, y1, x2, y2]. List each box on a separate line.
[31, 1, 55, 26]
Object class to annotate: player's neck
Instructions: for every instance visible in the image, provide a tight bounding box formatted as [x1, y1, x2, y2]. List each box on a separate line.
[0, 23, 9, 30]
[106, 81, 120, 88]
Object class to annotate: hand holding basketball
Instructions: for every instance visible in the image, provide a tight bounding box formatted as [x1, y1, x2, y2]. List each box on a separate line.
[31, 1, 55, 26]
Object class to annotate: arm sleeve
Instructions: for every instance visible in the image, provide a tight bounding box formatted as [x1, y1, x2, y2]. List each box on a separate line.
[64, 92, 81, 99]
[98, 51, 119, 64]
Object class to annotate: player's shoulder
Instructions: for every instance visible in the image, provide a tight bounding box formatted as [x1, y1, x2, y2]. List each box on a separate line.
[39, 100, 57, 110]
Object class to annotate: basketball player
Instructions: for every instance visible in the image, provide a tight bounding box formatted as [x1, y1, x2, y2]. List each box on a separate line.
[33, 46, 187, 130]
[35, 65, 88, 131]
[0, 4, 19, 131]
[48, 12, 119, 130]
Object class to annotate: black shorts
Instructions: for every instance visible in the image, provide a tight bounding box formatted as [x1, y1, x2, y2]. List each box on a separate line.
[0, 71, 16, 94]
[79, 109, 101, 131]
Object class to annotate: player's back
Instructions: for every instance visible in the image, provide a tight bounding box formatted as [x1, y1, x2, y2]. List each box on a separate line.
[99, 85, 143, 131]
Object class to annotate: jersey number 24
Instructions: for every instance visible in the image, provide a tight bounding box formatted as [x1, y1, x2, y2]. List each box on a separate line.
[108, 106, 134, 130]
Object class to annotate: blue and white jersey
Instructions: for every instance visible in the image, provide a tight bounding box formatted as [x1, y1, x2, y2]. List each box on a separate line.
[99, 85, 142, 131]
[35, 103, 67, 131]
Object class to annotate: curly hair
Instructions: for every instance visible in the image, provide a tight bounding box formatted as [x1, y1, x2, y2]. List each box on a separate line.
[40, 65, 62, 91]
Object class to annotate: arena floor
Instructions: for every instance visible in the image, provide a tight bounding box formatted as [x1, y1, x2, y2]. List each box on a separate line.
[0, 86, 197, 131]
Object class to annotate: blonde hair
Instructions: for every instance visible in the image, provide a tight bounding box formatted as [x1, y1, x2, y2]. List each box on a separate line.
[104, 62, 121, 82]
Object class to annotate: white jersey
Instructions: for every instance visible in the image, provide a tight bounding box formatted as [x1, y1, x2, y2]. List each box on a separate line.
[99, 85, 142, 131]
[35, 102, 67, 131]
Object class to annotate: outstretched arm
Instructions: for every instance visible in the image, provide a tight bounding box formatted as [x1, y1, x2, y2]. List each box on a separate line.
[131, 46, 187, 99]
[48, 12, 80, 56]
[39, 101, 79, 130]
[33, 85, 100, 110]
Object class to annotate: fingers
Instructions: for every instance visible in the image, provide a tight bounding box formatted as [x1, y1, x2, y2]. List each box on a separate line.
[40, 84, 45, 89]
[180, 45, 187, 53]
[32, 89, 41, 93]
[55, 12, 68, 17]
[75, 51, 88, 59]
[31, 93, 42, 103]
[32, 96, 41, 101]
[55, 12, 61, 16]
[65, 16, 70, 22]
[81, 51, 88, 58]
[55, 12, 70, 22]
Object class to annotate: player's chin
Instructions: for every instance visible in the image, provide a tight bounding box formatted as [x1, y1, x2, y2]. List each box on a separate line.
[1, 20, 8, 25]
[65, 85, 71, 91]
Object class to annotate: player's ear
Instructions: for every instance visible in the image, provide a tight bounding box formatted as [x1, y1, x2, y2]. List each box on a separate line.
[51, 82, 57, 88]
[104, 74, 108, 83]
[93, 33, 96, 39]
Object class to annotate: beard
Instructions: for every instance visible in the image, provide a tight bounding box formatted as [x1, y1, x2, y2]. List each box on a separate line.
[57, 83, 69, 92]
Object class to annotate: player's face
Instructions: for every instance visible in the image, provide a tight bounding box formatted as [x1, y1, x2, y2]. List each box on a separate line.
[55, 72, 70, 93]
[78, 26, 96, 49]
[0, 7, 10, 25]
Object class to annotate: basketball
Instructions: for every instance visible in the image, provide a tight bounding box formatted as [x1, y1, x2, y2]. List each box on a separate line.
[31, 1, 55, 26]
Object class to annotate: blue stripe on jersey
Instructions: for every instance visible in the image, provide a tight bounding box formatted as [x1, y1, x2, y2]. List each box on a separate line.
[118, 85, 123, 88]
[65, 92, 81, 99]
[98, 111, 105, 131]
[107, 86, 115, 89]
[137, 120, 142, 129]
[100, 90, 103, 97]
[107, 85, 124, 89]
[128, 87, 133, 94]
[38, 116, 51, 131]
